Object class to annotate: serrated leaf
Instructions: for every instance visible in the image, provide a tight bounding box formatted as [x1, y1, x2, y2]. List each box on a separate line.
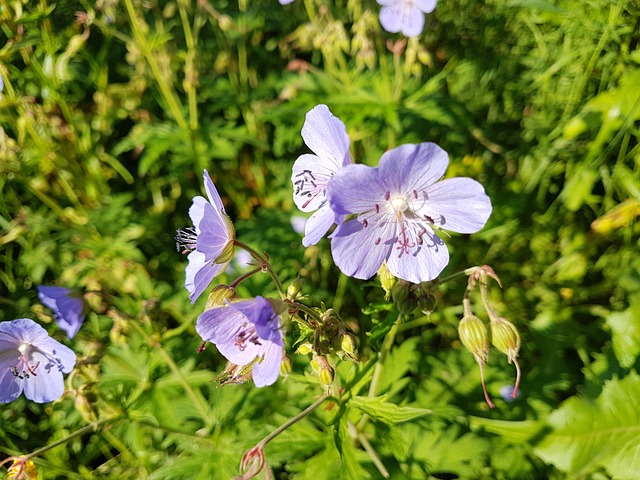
[535, 372, 640, 479]
[469, 417, 543, 444]
[349, 395, 432, 425]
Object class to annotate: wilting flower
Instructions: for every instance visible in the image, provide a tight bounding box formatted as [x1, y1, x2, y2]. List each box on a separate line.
[292, 104, 351, 246]
[377, 0, 437, 37]
[0, 318, 76, 404]
[176, 170, 235, 303]
[37, 286, 86, 339]
[327, 142, 492, 283]
[196, 296, 284, 387]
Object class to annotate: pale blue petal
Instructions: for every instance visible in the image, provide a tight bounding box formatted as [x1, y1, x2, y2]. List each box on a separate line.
[0, 354, 23, 403]
[22, 353, 65, 403]
[331, 219, 395, 280]
[197, 202, 232, 261]
[232, 297, 283, 345]
[292, 154, 338, 212]
[186, 251, 227, 303]
[252, 342, 282, 387]
[417, 0, 437, 13]
[301, 105, 351, 170]
[378, 5, 403, 33]
[378, 143, 448, 195]
[386, 231, 449, 283]
[327, 163, 387, 215]
[419, 178, 492, 234]
[202, 169, 225, 212]
[302, 205, 335, 247]
[188, 196, 208, 230]
[36, 337, 77, 373]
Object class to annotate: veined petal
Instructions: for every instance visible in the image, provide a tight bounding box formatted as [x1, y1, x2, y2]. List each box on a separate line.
[331, 219, 395, 280]
[0, 361, 22, 403]
[186, 251, 227, 303]
[327, 163, 387, 215]
[196, 309, 263, 366]
[302, 205, 336, 247]
[36, 337, 77, 373]
[301, 104, 351, 170]
[292, 154, 339, 212]
[188, 196, 209, 231]
[420, 177, 492, 234]
[379, 143, 448, 195]
[231, 297, 283, 346]
[203, 169, 225, 212]
[51, 296, 84, 339]
[198, 203, 233, 262]
[252, 342, 282, 387]
[22, 352, 65, 403]
[387, 231, 449, 283]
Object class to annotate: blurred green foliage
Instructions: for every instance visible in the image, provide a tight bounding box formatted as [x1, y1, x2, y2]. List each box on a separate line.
[1, 0, 639, 478]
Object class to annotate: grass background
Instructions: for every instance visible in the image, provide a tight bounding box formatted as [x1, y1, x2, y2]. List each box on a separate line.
[1, 0, 639, 478]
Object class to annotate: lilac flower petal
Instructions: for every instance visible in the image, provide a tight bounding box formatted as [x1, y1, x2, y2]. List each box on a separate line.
[292, 154, 340, 212]
[196, 309, 263, 365]
[186, 251, 227, 304]
[290, 215, 307, 235]
[301, 105, 351, 170]
[188, 196, 209, 231]
[279, 0, 295, 4]
[231, 297, 283, 345]
[198, 202, 233, 261]
[52, 296, 84, 338]
[417, 0, 437, 13]
[378, 143, 448, 194]
[22, 353, 65, 403]
[379, 4, 425, 37]
[202, 169, 225, 212]
[0, 355, 22, 403]
[387, 231, 449, 282]
[418, 177, 492, 234]
[37, 286, 71, 307]
[302, 205, 335, 247]
[252, 342, 282, 387]
[327, 163, 387, 216]
[331, 219, 395, 280]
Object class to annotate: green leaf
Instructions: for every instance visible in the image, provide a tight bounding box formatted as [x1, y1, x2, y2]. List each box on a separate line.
[349, 395, 432, 425]
[606, 296, 640, 368]
[535, 372, 640, 479]
[470, 417, 543, 444]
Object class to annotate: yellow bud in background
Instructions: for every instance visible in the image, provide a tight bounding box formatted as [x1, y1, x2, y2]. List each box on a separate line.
[6, 457, 38, 480]
[377, 262, 396, 300]
[296, 342, 313, 355]
[280, 355, 292, 376]
[340, 333, 358, 361]
[311, 355, 334, 386]
[204, 285, 237, 311]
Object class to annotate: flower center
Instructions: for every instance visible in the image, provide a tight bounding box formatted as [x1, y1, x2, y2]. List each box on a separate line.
[390, 195, 409, 213]
[11, 343, 40, 380]
[234, 324, 262, 351]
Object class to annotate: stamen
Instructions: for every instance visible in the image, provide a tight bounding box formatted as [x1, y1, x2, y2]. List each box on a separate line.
[362, 219, 368, 228]
[175, 227, 197, 254]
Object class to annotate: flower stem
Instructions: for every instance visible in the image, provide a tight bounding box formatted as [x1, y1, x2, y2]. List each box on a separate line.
[438, 269, 469, 285]
[234, 240, 286, 299]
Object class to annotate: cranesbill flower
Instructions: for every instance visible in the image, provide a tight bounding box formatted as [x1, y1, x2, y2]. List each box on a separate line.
[0, 318, 76, 404]
[37, 286, 86, 339]
[292, 104, 351, 246]
[176, 170, 235, 303]
[377, 0, 437, 37]
[279, 0, 295, 4]
[327, 142, 492, 283]
[196, 296, 284, 387]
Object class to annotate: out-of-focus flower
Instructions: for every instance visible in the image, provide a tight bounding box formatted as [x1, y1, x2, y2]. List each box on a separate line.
[290, 215, 307, 235]
[327, 142, 492, 283]
[292, 104, 351, 246]
[279, 0, 295, 4]
[377, 0, 437, 37]
[500, 384, 520, 402]
[0, 318, 76, 404]
[4, 456, 38, 480]
[176, 170, 235, 303]
[0, 72, 4, 100]
[196, 296, 284, 387]
[37, 286, 86, 339]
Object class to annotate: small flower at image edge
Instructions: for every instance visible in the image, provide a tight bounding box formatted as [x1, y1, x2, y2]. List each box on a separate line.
[0, 318, 76, 404]
[196, 296, 284, 387]
[279, 0, 295, 4]
[327, 142, 492, 283]
[377, 0, 437, 37]
[176, 169, 235, 303]
[37, 286, 86, 339]
[292, 104, 351, 246]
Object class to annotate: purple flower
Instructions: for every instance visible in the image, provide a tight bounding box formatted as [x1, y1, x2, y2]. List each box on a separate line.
[377, 0, 437, 37]
[37, 286, 86, 339]
[176, 170, 235, 303]
[292, 105, 351, 246]
[327, 142, 492, 283]
[279, 0, 295, 4]
[290, 215, 307, 235]
[196, 296, 284, 387]
[0, 318, 76, 404]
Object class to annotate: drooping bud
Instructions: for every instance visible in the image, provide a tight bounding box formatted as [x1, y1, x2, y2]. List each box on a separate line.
[311, 355, 334, 386]
[489, 316, 522, 399]
[378, 262, 396, 301]
[296, 342, 313, 355]
[287, 277, 304, 300]
[458, 314, 493, 408]
[391, 280, 418, 314]
[204, 285, 237, 311]
[340, 333, 358, 361]
[280, 355, 292, 376]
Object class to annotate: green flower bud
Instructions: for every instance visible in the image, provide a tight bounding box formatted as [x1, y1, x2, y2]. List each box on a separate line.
[391, 280, 418, 314]
[311, 355, 334, 386]
[458, 315, 489, 364]
[296, 342, 313, 355]
[378, 262, 397, 300]
[280, 355, 292, 376]
[340, 333, 358, 361]
[489, 317, 520, 362]
[287, 278, 304, 300]
[204, 285, 237, 311]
